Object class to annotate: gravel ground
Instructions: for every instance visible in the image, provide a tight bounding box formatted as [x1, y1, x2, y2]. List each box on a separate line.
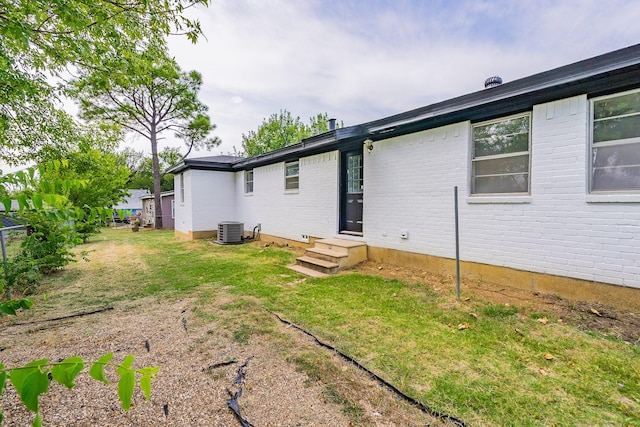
[0, 297, 348, 426]
[1, 295, 449, 426]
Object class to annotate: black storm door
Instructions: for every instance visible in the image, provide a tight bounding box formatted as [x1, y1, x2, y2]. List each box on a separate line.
[340, 149, 363, 234]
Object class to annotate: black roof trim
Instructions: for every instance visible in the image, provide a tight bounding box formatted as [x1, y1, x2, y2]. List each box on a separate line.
[167, 155, 244, 174]
[170, 43, 640, 173]
[362, 44, 640, 139]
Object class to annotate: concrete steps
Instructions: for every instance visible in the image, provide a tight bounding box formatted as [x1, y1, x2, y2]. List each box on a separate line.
[296, 255, 339, 274]
[288, 238, 367, 277]
[287, 264, 329, 278]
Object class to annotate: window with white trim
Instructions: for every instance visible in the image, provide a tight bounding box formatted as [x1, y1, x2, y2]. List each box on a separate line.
[179, 173, 184, 203]
[471, 113, 531, 194]
[245, 170, 254, 194]
[171, 199, 175, 219]
[591, 90, 640, 192]
[285, 160, 299, 190]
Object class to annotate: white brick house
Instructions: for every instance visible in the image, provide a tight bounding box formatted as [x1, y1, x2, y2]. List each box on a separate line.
[169, 45, 640, 308]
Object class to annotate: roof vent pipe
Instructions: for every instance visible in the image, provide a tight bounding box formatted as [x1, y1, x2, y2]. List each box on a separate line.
[484, 76, 503, 89]
[328, 118, 336, 131]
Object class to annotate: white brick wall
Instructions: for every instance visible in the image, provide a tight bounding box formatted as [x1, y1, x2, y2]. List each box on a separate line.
[364, 123, 468, 258]
[175, 169, 236, 235]
[179, 94, 640, 289]
[364, 95, 640, 288]
[235, 151, 340, 242]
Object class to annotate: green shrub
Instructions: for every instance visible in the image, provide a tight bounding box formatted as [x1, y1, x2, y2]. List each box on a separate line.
[20, 211, 80, 274]
[74, 218, 101, 243]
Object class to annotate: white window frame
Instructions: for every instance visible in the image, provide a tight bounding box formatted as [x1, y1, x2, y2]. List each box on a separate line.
[589, 89, 640, 194]
[244, 170, 254, 194]
[171, 199, 175, 219]
[471, 113, 531, 195]
[284, 160, 299, 191]
[179, 173, 185, 203]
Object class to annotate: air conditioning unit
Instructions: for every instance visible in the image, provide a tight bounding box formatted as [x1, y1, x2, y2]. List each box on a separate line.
[218, 221, 244, 244]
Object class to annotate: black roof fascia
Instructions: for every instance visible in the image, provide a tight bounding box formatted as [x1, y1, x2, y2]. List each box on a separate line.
[167, 159, 239, 174]
[364, 65, 640, 141]
[232, 125, 370, 170]
[361, 44, 640, 140]
[172, 44, 640, 173]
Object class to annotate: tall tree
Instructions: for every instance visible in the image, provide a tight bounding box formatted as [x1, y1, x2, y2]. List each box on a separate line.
[0, 0, 208, 165]
[124, 147, 181, 192]
[71, 50, 220, 229]
[241, 111, 340, 157]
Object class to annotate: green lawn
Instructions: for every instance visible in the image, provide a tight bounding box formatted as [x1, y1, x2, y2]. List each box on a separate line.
[40, 228, 640, 426]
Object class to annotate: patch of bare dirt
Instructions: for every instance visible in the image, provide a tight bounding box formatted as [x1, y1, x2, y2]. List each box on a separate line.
[0, 252, 460, 427]
[354, 261, 640, 343]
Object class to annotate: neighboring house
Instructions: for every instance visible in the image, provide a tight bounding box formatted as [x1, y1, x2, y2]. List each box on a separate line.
[167, 45, 640, 311]
[113, 189, 150, 219]
[141, 191, 175, 229]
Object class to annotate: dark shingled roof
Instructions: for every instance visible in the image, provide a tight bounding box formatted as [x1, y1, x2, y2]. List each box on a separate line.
[188, 155, 244, 163]
[166, 155, 245, 174]
[168, 43, 640, 173]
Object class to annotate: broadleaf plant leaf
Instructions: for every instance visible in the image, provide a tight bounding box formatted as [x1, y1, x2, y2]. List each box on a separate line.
[117, 355, 135, 411]
[32, 194, 43, 210]
[0, 304, 16, 316]
[33, 412, 42, 427]
[139, 375, 152, 401]
[89, 352, 113, 384]
[16, 365, 50, 413]
[51, 357, 84, 388]
[17, 194, 28, 211]
[136, 366, 160, 400]
[0, 363, 7, 397]
[9, 359, 48, 395]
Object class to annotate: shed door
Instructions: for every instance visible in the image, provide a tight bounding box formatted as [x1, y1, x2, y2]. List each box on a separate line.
[340, 149, 363, 234]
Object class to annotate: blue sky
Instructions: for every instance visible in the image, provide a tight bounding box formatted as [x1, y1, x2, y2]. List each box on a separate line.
[163, 0, 640, 156]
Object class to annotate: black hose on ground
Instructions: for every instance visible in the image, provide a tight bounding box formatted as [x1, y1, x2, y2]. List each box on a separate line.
[226, 356, 255, 427]
[271, 311, 468, 427]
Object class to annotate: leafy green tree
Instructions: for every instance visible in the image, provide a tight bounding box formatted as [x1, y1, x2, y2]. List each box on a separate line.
[39, 124, 130, 241]
[124, 147, 180, 193]
[15, 210, 79, 276]
[71, 50, 220, 229]
[40, 124, 130, 207]
[241, 111, 340, 157]
[0, 0, 208, 166]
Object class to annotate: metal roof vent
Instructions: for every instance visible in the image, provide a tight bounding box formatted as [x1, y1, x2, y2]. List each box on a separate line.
[484, 76, 503, 89]
[218, 221, 243, 244]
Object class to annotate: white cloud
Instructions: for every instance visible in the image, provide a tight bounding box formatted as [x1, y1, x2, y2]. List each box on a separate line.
[165, 1, 640, 156]
[6, 0, 632, 166]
